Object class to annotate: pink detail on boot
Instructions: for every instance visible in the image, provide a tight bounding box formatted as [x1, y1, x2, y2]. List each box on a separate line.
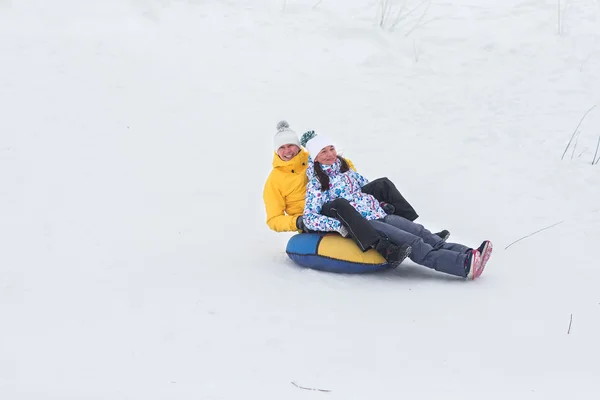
[475, 241, 493, 279]
[467, 250, 482, 280]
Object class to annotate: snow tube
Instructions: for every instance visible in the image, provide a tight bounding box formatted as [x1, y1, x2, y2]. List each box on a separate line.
[286, 233, 393, 273]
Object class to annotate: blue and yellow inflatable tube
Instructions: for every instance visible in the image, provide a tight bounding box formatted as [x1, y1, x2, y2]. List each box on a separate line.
[286, 233, 393, 273]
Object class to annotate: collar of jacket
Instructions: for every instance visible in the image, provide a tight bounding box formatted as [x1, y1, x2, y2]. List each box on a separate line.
[271, 150, 309, 174]
[320, 158, 341, 177]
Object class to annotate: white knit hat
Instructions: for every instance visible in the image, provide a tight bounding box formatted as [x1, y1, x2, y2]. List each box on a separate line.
[273, 120, 301, 151]
[300, 131, 335, 158]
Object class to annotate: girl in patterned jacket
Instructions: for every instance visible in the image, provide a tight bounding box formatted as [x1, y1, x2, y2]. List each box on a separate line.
[264, 121, 416, 264]
[300, 131, 492, 280]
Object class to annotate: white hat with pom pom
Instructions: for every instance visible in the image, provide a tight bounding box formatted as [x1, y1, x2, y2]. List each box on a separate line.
[273, 120, 301, 151]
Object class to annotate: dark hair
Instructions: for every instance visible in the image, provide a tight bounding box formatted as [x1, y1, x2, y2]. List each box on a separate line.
[314, 156, 350, 191]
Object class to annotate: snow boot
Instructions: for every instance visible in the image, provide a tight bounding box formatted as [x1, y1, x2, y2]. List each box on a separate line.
[375, 239, 411, 265]
[465, 249, 483, 280]
[435, 230, 450, 241]
[476, 240, 493, 275]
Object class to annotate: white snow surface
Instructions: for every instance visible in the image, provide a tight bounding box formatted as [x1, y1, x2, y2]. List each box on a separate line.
[1, 0, 600, 398]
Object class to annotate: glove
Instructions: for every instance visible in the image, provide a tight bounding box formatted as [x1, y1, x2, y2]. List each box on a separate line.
[380, 202, 396, 214]
[296, 216, 307, 232]
[338, 225, 350, 238]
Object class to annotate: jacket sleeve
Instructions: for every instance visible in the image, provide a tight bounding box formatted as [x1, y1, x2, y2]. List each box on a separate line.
[303, 179, 344, 233]
[263, 175, 300, 232]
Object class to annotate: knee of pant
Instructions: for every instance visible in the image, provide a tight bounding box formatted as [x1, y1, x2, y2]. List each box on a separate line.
[322, 198, 349, 217]
[332, 198, 351, 206]
[409, 236, 425, 248]
[321, 205, 336, 217]
[415, 223, 425, 236]
[330, 198, 353, 211]
[407, 237, 428, 260]
[381, 177, 397, 189]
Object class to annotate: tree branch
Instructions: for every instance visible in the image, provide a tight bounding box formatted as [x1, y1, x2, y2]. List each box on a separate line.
[291, 381, 331, 392]
[505, 221, 564, 250]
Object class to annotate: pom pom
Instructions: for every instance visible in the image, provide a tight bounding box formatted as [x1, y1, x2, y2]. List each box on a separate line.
[300, 130, 316, 148]
[276, 120, 290, 132]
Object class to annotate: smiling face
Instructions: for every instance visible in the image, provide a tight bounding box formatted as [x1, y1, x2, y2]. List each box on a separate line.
[276, 144, 301, 161]
[315, 145, 337, 165]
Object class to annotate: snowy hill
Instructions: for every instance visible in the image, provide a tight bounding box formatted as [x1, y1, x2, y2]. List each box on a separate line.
[1, 1, 600, 399]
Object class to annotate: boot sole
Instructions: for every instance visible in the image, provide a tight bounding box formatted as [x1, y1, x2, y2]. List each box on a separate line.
[475, 241, 493, 279]
[391, 246, 412, 266]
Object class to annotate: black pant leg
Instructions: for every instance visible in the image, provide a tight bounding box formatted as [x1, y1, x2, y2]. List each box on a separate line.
[321, 198, 381, 252]
[361, 177, 419, 221]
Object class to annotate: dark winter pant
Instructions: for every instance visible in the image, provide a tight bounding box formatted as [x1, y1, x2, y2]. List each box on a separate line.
[361, 177, 419, 221]
[369, 215, 471, 278]
[321, 198, 381, 251]
[320, 177, 419, 251]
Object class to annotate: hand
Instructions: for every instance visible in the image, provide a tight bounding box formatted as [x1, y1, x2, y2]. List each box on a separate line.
[296, 216, 307, 232]
[380, 202, 396, 214]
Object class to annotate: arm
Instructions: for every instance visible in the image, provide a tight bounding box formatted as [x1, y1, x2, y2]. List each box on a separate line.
[263, 176, 300, 232]
[302, 179, 345, 233]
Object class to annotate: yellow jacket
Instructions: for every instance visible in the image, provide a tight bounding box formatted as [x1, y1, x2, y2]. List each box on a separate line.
[263, 150, 310, 232]
[263, 151, 355, 232]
